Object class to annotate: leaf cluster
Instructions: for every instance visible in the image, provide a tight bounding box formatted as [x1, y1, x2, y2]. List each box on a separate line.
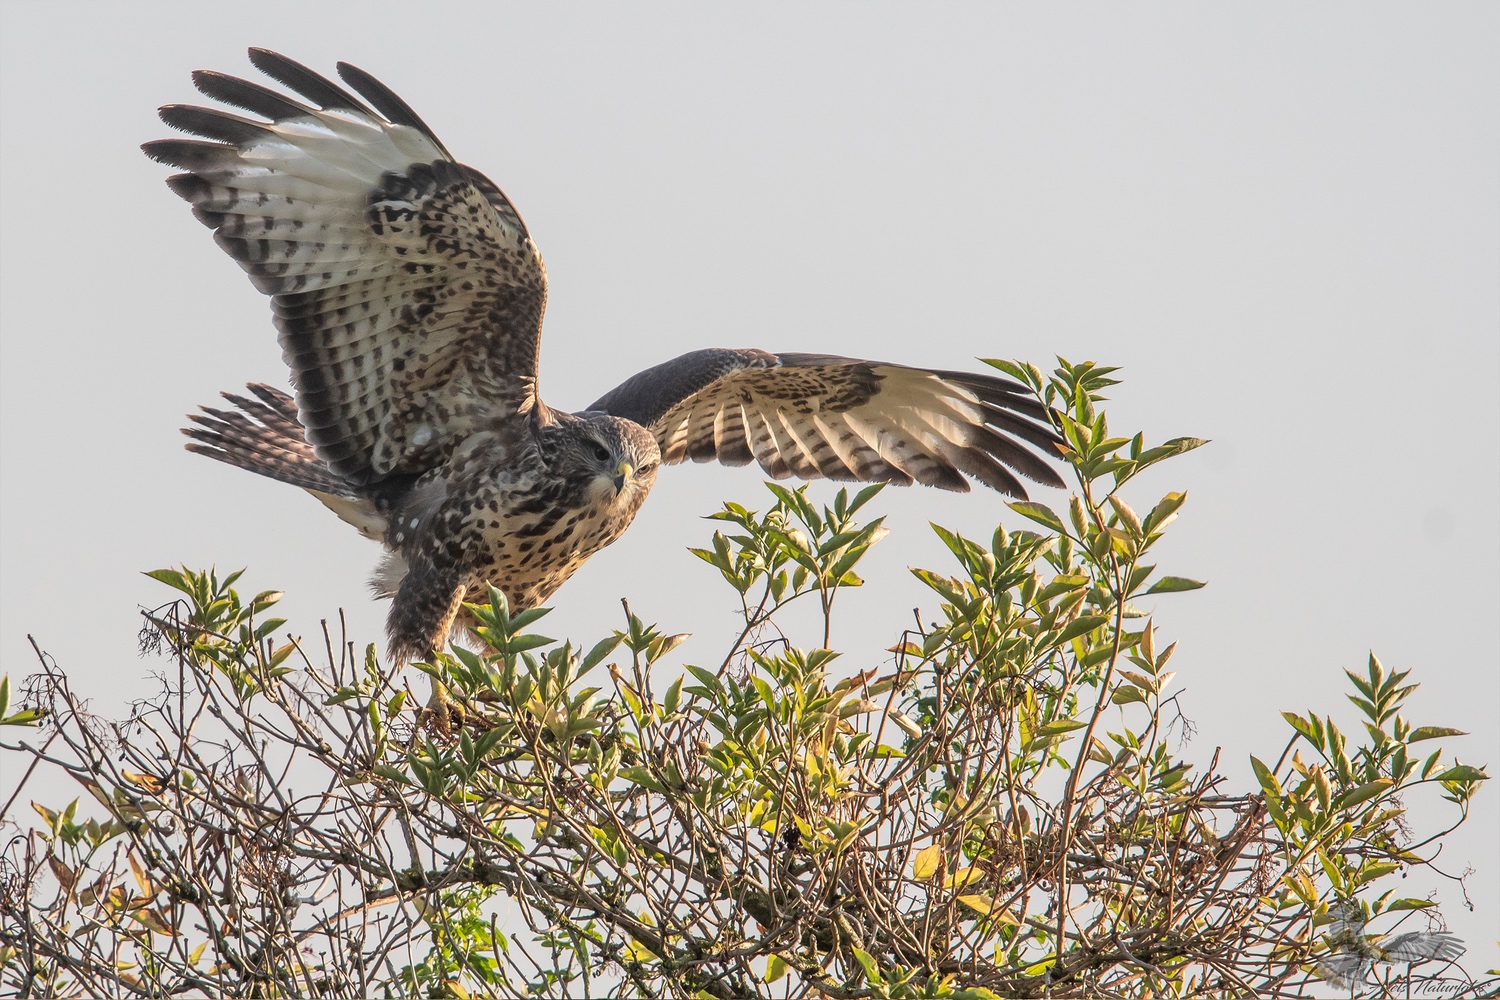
[0, 359, 1488, 999]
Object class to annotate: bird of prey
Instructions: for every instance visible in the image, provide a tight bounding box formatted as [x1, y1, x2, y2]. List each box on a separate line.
[146, 49, 1065, 668]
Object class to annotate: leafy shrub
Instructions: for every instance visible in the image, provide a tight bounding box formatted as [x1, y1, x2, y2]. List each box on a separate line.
[0, 360, 1488, 998]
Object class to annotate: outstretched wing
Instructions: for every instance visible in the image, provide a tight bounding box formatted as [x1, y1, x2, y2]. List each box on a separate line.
[145, 49, 546, 486]
[589, 349, 1065, 499]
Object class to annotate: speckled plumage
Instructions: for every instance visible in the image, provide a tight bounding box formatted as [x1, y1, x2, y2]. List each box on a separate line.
[160, 51, 1065, 664]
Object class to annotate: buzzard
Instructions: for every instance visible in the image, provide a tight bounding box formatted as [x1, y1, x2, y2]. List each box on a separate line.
[147, 49, 1065, 667]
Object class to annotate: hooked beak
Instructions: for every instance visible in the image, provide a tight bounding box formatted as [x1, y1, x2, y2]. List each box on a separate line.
[613, 461, 634, 494]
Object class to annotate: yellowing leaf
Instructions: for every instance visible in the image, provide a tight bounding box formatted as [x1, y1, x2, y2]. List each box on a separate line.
[765, 953, 789, 983]
[78, 872, 111, 906]
[47, 855, 77, 893]
[912, 844, 942, 881]
[128, 853, 155, 898]
[121, 771, 167, 795]
[889, 711, 922, 738]
[956, 894, 1017, 924]
[943, 866, 983, 890]
[135, 907, 177, 936]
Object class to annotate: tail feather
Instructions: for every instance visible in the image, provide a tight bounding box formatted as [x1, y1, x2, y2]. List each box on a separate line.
[184, 383, 352, 496]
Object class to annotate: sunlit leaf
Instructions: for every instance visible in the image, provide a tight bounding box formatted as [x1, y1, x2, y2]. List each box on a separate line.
[1407, 726, 1465, 743]
[1145, 576, 1206, 594]
[912, 844, 942, 881]
[1008, 501, 1065, 535]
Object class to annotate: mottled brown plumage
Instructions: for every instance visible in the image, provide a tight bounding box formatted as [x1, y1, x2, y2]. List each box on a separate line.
[156, 50, 1065, 664]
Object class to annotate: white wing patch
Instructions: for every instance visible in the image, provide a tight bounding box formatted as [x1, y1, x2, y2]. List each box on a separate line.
[193, 114, 454, 293]
[147, 52, 549, 486]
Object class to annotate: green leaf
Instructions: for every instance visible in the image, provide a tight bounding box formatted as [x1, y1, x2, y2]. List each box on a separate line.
[981, 358, 1030, 384]
[579, 634, 623, 674]
[372, 764, 412, 786]
[685, 664, 722, 693]
[1385, 897, 1437, 912]
[1333, 778, 1392, 811]
[1007, 501, 1065, 535]
[1144, 576, 1206, 594]
[249, 590, 283, 614]
[646, 632, 691, 663]
[503, 634, 555, 653]
[663, 677, 684, 717]
[1250, 756, 1281, 798]
[1407, 726, 1465, 743]
[252, 617, 287, 641]
[1143, 491, 1187, 533]
[1032, 719, 1087, 738]
[1056, 614, 1110, 645]
[1433, 764, 1487, 782]
[1038, 573, 1090, 602]
[1355, 862, 1400, 884]
[620, 766, 666, 794]
[1282, 711, 1321, 747]
[143, 568, 192, 595]
[1159, 436, 1207, 456]
[0, 708, 43, 727]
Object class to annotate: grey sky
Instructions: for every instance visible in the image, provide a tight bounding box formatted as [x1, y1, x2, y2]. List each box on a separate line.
[2, 2, 1495, 960]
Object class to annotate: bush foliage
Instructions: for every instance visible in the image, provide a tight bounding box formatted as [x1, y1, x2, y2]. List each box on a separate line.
[0, 360, 1489, 998]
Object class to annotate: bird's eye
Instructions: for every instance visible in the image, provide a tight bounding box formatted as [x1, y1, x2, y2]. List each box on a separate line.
[590, 441, 610, 462]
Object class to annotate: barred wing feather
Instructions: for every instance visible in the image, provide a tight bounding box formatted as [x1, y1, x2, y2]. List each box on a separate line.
[144, 49, 546, 487]
[590, 349, 1065, 499]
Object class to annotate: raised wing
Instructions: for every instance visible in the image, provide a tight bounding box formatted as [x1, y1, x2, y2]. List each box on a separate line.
[145, 49, 546, 486]
[589, 349, 1065, 499]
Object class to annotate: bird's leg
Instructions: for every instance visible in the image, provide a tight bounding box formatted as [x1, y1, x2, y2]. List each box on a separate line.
[409, 583, 469, 736]
[424, 674, 464, 735]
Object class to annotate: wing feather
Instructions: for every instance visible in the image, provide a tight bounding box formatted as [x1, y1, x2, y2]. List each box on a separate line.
[770, 410, 822, 479]
[811, 412, 905, 483]
[146, 50, 546, 487]
[335, 61, 452, 157]
[192, 69, 315, 121]
[590, 349, 1064, 499]
[713, 404, 755, 465]
[745, 407, 793, 479]
[247, 48, 376, 117]
[779, 411, 856, 480]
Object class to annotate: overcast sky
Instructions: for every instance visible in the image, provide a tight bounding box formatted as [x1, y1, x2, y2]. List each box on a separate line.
[2, 2, 1495, 960]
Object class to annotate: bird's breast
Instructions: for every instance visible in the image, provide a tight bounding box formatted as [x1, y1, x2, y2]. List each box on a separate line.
[381, 463, 651, 615]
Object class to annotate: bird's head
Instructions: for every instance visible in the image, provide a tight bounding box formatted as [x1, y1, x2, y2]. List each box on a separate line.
[560, 414, 660, 507]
